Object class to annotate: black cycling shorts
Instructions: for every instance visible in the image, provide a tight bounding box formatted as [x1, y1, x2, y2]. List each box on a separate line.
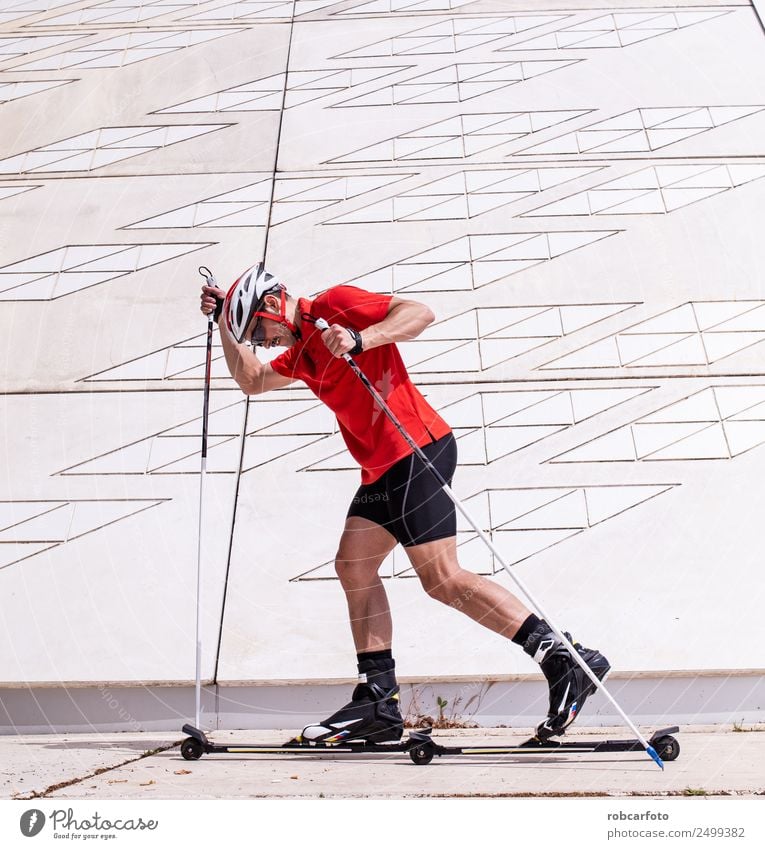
[346, 432, 457, 547]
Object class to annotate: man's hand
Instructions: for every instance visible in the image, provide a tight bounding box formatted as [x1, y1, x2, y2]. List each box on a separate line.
[200, 284, 226, 321]
[321, 323, 358, 358]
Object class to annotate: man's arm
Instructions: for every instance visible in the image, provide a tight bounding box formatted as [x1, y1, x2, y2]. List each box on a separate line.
[201, 284, 295, 395]
[321, 296, 434, 358]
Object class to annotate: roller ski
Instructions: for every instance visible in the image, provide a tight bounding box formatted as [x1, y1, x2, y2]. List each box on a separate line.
[522, 620, 612, 741]
[180, 724, 680, 766]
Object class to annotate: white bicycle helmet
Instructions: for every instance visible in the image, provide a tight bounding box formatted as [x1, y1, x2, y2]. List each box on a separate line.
[224, 262, 285, 343]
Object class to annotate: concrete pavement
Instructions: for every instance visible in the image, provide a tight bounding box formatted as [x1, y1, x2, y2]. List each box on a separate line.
[3, 725, 764, 800]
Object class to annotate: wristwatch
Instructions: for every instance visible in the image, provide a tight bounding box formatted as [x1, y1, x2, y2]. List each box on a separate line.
[346, 327, 363, 356]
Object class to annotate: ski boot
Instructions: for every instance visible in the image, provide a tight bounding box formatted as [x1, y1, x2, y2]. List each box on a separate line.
[523, 621, 611, 741]
[297, 658, 404, 745]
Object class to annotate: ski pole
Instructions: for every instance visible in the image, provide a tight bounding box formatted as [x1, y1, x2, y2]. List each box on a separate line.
[315, 317, 664, 769]
[194, 265, 216, 729]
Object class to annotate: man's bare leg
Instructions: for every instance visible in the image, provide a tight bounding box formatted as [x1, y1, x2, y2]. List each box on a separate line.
[404, 534, 611, 740]
[404, 535, 531, 637]
[334, 516, 397, 652]
[297, 517, 402, 745]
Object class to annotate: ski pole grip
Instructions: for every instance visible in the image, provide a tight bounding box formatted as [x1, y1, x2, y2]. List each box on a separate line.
[314, 317, 353, 361]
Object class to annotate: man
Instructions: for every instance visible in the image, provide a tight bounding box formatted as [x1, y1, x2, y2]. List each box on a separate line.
[200, 262, 610, 745]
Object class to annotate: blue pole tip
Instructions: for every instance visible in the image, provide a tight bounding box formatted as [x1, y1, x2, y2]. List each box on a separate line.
[647, 746, 665, 770]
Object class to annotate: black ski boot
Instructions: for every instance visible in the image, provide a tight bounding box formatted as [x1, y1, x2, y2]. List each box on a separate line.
[523, 621, 611, 741]
[298, 657, 404, 745]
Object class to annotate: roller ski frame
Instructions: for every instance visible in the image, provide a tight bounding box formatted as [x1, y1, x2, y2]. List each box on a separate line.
[180, 724, 680, 766]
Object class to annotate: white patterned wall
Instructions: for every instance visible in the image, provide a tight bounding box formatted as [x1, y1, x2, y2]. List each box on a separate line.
[1, 1, 764, 697]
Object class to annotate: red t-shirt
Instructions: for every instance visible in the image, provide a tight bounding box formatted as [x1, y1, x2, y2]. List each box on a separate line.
[270, 286, 451, 484]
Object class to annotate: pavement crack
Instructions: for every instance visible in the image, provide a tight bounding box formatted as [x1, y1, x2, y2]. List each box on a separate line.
[15, 741, 182, 800]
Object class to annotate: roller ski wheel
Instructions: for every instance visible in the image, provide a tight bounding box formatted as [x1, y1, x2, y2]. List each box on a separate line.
[181, 737, 204, 761]
[653, 734, 680, 762]
[409, 742, 435, 765]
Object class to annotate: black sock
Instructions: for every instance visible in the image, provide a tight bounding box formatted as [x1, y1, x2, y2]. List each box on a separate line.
[357, 649, 394, 671]
[511, 614, 542, 647]
[355, 650, 396, 698]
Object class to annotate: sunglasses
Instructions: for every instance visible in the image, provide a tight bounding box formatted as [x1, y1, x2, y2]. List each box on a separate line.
[249, 314, 267, 347]
[246, 296, 274, 347]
